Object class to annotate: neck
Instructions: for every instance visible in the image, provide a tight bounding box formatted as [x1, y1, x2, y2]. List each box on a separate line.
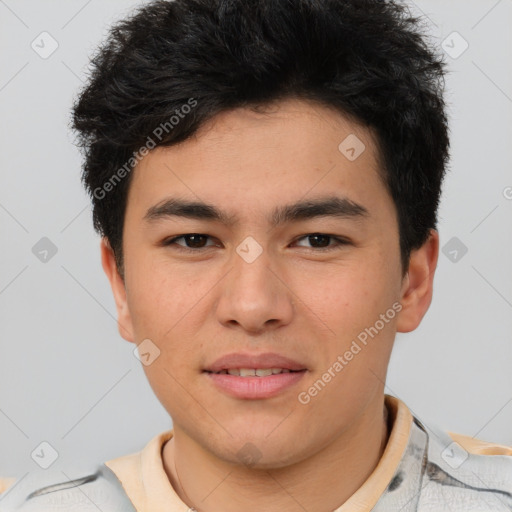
[163, 395, 390, 512]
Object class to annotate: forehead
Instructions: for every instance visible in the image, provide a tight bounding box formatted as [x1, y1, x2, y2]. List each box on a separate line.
[126, 98, 391, 225]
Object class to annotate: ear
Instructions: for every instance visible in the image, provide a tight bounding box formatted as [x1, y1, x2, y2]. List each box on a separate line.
[396, 229, 439, 333]
[100, 237, 135, 342]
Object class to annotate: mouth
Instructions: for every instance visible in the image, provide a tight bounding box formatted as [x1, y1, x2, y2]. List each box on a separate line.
[203, 352, 308, 399]
[204, 368, 305, 376]
[203, 367, 308, 399]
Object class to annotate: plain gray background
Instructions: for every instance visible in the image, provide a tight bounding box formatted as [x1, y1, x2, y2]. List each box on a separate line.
[0, 0, 511, 479]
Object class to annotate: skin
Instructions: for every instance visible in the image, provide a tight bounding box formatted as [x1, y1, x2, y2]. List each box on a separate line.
[102, 98, 438, 511]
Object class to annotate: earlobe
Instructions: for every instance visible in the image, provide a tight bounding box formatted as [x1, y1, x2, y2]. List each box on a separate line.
[100, 238, 135, 342]
[396, 229, 439, 333]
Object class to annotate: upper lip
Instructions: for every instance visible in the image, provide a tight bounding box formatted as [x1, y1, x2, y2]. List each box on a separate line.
[204, 352, 307, 373]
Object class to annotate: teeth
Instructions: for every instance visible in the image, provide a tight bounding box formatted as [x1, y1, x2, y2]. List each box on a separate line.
[215, 368, 294, 376]
[255, 368, 273, 377]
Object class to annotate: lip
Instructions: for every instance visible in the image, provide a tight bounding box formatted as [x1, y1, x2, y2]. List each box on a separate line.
[203, 352, 308, 400]
[204, 352, 307, 373]
[205, 370, 307, 399]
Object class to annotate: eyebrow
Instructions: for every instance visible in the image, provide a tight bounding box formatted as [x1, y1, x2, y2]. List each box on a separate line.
[144, 196, 369, 227]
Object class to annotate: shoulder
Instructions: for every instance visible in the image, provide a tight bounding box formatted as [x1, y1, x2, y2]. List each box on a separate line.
[418, 419, 512, 510]
[0, 465, 136, 511]
[448, 431, 512, 456]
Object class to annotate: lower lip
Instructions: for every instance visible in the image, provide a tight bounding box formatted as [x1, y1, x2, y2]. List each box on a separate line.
[205, 370, 307, 399]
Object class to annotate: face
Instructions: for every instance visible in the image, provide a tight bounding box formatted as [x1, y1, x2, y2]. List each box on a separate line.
[103, 98, 437, 468]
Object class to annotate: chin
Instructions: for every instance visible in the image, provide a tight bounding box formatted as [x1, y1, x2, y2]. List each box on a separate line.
[210, 433, 307, 470]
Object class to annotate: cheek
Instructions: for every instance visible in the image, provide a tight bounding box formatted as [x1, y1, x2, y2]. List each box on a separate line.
[125, 262, 176, 338]
[294, 264, 373, 319]
[294, 257, 399, 341]
[125, 258, 214, 341]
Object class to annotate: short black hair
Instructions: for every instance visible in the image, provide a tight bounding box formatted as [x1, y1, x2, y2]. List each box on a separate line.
[71, 0, 449, 277]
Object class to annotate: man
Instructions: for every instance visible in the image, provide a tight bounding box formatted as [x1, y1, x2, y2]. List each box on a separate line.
[1, 0, 511, 510]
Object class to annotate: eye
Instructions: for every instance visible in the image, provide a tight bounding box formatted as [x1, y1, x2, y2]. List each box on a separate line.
[161, 232, 350, 253]
[163, 234, 218, 251]
[293, 233, 349, 251]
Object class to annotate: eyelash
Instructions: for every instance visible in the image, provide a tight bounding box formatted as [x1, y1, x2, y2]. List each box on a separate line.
[161, 233, 350, 253]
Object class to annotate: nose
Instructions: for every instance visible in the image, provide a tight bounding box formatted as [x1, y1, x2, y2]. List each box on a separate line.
[214, 247, 294, 335]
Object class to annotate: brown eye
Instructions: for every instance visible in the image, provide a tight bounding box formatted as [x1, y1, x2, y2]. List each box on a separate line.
[163, 234, 216, 250]
[181, 234, 209, 248]
[305, 234, 331, 248]
[294, 233, 349, 251]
